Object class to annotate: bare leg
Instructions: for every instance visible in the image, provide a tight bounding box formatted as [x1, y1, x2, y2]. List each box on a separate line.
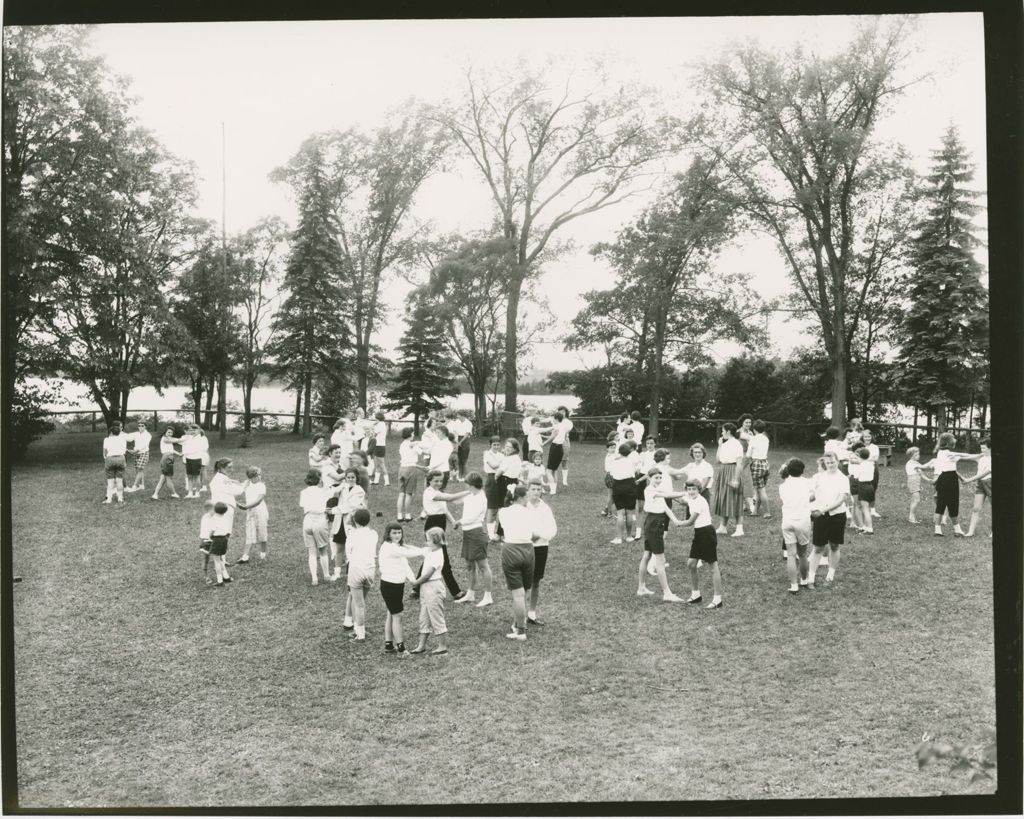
[511, 588, 528, 630]
[909, 491, 920, 523]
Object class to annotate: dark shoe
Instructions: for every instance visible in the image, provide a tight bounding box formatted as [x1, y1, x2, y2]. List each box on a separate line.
[235, 557, 250, 564]
[342, 624, 354, 631]
[687, 595, 703, 605]
[526, 617, 545, 626]
[215, 581, 225, 588]
[705, 600, 723, 609]
[222, 576, 233, 583]
[384, 642, 395, 653]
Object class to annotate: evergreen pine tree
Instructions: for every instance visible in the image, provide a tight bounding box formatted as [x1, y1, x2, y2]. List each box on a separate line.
[896, 126, 988, 433]
[267, 140, 353, 434]
[383, 295, 458, 435]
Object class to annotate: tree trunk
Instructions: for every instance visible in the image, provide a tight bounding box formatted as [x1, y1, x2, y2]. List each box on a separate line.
[356, 347, 369, 411]
[217, 371, 228, 440]
[830, 351, 848, 428]
[912, 406, 918, 443]
[503, 276, 522, 413]
[190, 378, 204, 426]
[243, 374, 255, 434]
[302, 372, 313, 436]
[978, 402, 987, 430]
[203, 376, 215, 429]
[413, 412, 420, 437]
[936, 404, 947, 435]
[120, 387, 131, 425]
[292, 386, 302, 435]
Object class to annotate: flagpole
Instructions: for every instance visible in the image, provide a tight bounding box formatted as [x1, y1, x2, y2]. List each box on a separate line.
[218, 121, 228, 440]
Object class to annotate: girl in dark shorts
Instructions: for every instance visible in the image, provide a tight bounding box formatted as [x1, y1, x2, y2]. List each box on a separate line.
[378, 522, 428, 657]
[637, 470, 688, 602]
[492, 439, 523, 541]
[483, 436, 504, 539]
[679, 481, 723, 609]
[607, 442, 642, 545]
[807, 452, 851, 584]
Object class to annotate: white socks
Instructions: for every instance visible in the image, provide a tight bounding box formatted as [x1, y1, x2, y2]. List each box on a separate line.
[343, 615, 354, 628]
[476, 593, 493, 607]
[383, 475, 390, 486]
[487, 523, 497, 540]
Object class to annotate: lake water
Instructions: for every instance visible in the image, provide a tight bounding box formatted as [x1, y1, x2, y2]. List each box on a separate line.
[34, 379, 578, 418]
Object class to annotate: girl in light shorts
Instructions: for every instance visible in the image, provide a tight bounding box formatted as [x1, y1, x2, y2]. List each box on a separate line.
[409, 527, 450, 655]
[777, 458, 815, 594]
[904, 447, 933, 524]
[238, 466, 269, 563]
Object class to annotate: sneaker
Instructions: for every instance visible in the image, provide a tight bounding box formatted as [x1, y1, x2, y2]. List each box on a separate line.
[610, 538, 623, 545]
[151, 495, 160, 501]
[505, 628, 526, 641]
[870, 509, 881, 518]
[475, 595, 493, 608]
[222, 576, 232, 583]
[662, 593, 685, 602]
[453, 590, 468, 601]
[730, 527, 744, 537]
[236, 557, 250, 565]
[625, 536, 636, 542]
[170, 493, 181, 499]
[384, 642, 395, 653]
[311, 579, 319, 586]
[705, 599, 723, 609]
[526, 616, 545, 626]
[715, 526, 727, 535]
[637, 586, 654, 596]
[342, 623, 354, 631]
[455, 593, 475, 604]
[102, 499, 112, 504]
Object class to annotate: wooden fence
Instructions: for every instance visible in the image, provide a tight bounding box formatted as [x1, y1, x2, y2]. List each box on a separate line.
[497, 411, 987, 452]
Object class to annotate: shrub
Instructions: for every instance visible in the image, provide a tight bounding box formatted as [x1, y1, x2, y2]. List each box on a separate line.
[10, 381, 60, 460]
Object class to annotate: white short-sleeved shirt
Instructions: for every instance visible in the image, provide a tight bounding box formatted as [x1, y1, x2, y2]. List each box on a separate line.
[429, 438, 454, 472]
[320, 461, 344, 487]
[644, 485, 669, 514]
[824, 438, 850, 463]
[209, 473, 245, 509]
[103, 434, 128, 458]
[687, 460, 714, 489]
[608, 456, 638, 481]
[345, 527, 378, 574]
[686, 493, 712, 528]
[528, 499, 558, 546]
[931, 449, 960, 474]
[748, 432, 770, 460]
[525, 463, 546, 483]
[373, 420, 387, 443]
[132, 430, 152, 452]
[300, 485, 332, 515]
[627, 420, 644, 442]
[243, 481, 266, 510]
[199, 512, 216, 541]
[604, 452, 617, 472]
[526, 425, 545, 452]
[550, 419, 570, 445]
[976, 454, 991, 478]
[378, 542, 425, 583]
[399, 439, 421, 468]
[422, 486, 447, 516]
[210, 513, 233, 537]
[521, 418, 533, 436]
[639, 451, 657, 473]
[498, 454, 522, 479]
[197, 435, 210, 463]
[851, 459, 875, 483]
[460, 491, 487, 529]
[338, 484, 365, 515]
[420, 547, 445, 582]
[778, 476, 814, 520]
[180, 434, 204, 459]
[483, 449, 503, 474]
[160, 435, 177, 455]
[814, 470, 851, 515]
[905, 460, 923, 477]
[497, 504, 539, 543]
[716, 437, 744, 464]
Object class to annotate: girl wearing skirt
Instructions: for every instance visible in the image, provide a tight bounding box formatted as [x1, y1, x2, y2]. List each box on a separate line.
[711, 423, 745, 537]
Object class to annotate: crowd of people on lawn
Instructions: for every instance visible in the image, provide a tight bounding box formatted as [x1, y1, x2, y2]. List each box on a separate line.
[100, 405, 992, 656]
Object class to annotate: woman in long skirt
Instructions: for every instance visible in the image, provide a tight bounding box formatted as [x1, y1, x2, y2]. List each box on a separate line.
[711, 422, 745, 537]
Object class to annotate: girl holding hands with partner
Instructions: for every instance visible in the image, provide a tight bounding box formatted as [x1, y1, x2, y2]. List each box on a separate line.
[711, 422, 746, 537]
[636, 469, 689, 602]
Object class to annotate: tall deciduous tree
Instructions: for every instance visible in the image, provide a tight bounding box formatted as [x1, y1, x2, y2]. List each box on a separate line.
[273, 114, 446, 408]
[268, 139, 352, 435]
[233, 217, 286, 433]
[382, 297, 458, 435]
[894, 125, 988, 432]
[432, 62, 678, 411]
[569, 158, 764, 435]
[421, 236, 514, 426]
[700, 17, 919, 426]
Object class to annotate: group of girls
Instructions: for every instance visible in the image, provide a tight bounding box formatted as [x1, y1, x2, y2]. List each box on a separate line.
[101, 420, 214, 502]
[298, 415, 561, 653]
[519, 407, 575, 494]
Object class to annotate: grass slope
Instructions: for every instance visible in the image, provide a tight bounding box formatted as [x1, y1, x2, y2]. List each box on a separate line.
[11, 432, 996, 807]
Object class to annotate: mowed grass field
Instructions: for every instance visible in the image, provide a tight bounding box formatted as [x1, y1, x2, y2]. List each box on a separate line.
[11, 431, 996, 808]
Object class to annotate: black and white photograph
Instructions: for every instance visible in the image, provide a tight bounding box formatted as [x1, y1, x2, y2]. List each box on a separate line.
[3, 3, 1020, 813]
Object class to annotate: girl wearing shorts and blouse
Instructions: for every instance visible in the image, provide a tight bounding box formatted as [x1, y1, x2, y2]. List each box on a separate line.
[456, 472, 493, 608]
[396, 428, 425, 522]
[378, 522, 427, 657]
[498, 485, 543, 642]
[299, 469, 344, 585]
[747, 419, 771, 518]
[807, 452, 851, 585]
[409, 527, 451, 655]
[343, 508, 377, 642]
[919, 432, 980, 537]
[371, 412, 389, 486]
[152, 427, 183, 500]
[526, 479, 558, 625]
[482, 436, 505, 540]
[608, 442, 642, 545]
[127, 421, 152, 494]
[637, 469, 687, 602]
[414, 471, 470, 600]
[778, 458, 815, 594]
[903, 446, 932, 524]
[965, 438, 991, 538]
[102, 422, 128, 504]
[680, 480, 723, 609]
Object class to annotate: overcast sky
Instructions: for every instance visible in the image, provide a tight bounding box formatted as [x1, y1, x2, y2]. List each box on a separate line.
[88, 13, 987, 373]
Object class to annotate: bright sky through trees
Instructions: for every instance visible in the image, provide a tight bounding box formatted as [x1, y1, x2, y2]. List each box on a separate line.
[89, 14, 986, 371]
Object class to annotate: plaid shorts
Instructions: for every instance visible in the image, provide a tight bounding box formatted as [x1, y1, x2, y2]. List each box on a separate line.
[750, 458, 770, 489]
[133, 449, 150, 469]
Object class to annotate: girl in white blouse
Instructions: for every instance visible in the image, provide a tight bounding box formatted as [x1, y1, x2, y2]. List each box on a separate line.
[710, 423, 746, 537]
[920, 432, 982, 537]
[965, 437, 991, 538]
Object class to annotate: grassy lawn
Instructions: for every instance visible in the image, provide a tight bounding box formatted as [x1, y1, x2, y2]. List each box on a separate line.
[11, 431, 996, 808]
